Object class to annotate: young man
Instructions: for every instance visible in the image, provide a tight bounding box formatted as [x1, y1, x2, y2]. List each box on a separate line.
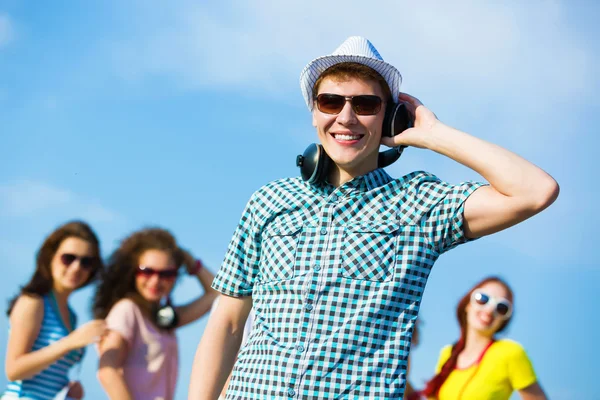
[188, 36, 558, 399]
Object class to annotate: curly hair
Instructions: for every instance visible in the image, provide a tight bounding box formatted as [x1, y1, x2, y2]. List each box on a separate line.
[421, 276, 514, 397]
[92, 227, 184, 319]
[7, 220, 102, 316]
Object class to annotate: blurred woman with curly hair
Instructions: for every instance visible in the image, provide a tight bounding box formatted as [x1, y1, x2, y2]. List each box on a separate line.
[93, 227, 217, 400]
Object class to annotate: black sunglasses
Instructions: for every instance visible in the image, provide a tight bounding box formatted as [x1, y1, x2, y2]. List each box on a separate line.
[315, 93, 383, 115]
[60, 253, 97, 269]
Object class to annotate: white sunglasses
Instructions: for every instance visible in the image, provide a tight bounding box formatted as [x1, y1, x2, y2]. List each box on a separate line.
[470, 291, 513, 320]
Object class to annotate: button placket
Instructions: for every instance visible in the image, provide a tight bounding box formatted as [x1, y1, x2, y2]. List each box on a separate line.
[292, 195, 335, 396]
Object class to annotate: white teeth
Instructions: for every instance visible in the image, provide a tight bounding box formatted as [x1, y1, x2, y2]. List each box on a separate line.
[334, 134, 361, 141]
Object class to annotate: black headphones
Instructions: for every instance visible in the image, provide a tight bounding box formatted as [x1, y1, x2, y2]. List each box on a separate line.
[153, 299, 179, 330]
[296, 102, 414, 184]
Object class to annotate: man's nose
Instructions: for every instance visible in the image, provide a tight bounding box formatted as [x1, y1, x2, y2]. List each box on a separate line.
[336, 100, 357, 125]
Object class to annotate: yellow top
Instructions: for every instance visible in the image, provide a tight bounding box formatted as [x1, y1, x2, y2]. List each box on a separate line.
[434, 339, 537, 400]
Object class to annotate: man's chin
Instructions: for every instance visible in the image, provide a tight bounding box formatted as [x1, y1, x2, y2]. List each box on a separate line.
[331, 158, 358, 169]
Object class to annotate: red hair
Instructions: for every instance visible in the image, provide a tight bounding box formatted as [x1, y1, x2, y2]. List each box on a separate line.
[420, 276, 514, 398]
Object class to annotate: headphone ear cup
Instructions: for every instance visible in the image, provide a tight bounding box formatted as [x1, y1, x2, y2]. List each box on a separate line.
[297, 143, 319, 183]
[382, 103, 413, 138]
[378, 147, 405, 168]
[297, 143, 331, 184]
[155, 303, 179, 330]
[378, 102, 413, 168]
[382, 102, 396, 138]
[394, 103, 414, 134]
[313, 144, 331, 184]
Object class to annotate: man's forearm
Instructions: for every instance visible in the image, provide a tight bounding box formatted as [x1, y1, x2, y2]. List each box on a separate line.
[426, 123, 557, 201]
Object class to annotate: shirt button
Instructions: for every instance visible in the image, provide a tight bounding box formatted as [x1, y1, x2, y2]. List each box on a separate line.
[320, 227, 327, 235]
[288, 388, 296, 397]
[314, 264, 321, 272]
[273, 227, 280, 233]
[331, 195, 338, 202]
[305, 303, 313, 311]
[297, 345, 305, 353]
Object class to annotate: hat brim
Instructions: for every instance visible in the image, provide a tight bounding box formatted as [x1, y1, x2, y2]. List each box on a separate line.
[300, 55, 402, 110]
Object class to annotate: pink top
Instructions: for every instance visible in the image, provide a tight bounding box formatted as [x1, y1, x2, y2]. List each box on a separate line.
[106, 299, 179, 400]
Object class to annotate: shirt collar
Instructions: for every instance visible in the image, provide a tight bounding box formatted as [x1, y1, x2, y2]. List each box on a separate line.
[306, 168, 392, 195]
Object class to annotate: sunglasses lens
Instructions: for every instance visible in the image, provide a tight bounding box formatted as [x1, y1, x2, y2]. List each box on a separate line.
[81, 257, 96, 269]
[317, 94, 345, 114]
[159, 270, 178, 279]
[137, 267, 154, 277]
[137, 266, 178, 279]
[352, 95, 382, 115]
[474, 292, 489, 305]
[496, 302, 510, 316]
[60, 254, 76, 266]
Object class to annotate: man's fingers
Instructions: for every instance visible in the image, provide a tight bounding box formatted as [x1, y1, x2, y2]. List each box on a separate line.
[398, 92, 423, 108]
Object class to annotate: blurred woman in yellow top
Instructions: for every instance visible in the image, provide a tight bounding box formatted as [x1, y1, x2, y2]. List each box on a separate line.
[421, 276, 547, 400]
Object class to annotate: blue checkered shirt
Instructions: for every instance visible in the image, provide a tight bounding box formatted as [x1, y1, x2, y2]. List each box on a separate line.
[213, 169, 484, 399]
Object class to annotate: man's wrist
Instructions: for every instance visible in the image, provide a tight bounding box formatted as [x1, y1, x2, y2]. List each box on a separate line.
[425, 121, 465, 155]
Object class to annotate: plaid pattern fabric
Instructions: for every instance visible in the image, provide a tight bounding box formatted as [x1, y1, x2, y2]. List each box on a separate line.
[213, 169, 484, 399]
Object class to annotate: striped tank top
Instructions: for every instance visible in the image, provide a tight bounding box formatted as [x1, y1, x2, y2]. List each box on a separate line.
[3, 294, 84, 400]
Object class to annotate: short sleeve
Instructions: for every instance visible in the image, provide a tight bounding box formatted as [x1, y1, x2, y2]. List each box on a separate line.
[507, 343, 537, 390]
[435, 345, 453, 373]
[419, 177, 486, 254]
[105, 299, 138, 345]
[212, 196, 261, 297]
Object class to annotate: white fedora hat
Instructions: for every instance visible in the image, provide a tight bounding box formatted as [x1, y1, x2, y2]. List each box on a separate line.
[299, 36, 402, 111]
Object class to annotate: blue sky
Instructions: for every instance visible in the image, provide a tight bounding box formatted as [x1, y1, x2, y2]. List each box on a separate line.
[0, 1, 598, 399]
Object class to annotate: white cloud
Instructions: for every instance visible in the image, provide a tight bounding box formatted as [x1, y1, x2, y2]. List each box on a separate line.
[0, 181, 119, 223]
[0, 13, 14, 48]
[108, 0, 594, 103]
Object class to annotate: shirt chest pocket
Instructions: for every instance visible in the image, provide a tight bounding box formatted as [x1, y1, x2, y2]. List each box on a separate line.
[342, 221, 402, 282]
[259, 221, 303, 283]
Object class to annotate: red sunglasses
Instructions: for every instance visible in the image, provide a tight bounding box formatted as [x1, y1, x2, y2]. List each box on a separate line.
[136, 265, 179, 280]
[60, 253, 97, 269]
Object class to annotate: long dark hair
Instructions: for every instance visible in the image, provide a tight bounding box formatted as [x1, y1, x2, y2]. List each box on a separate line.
[421, 276, 514, 398]
[92, 227, 184, 319]
[6, 220, 102, 316]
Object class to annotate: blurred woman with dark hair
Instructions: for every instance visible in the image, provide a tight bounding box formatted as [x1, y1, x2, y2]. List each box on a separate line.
[3, 221, 107, 400]
[421, 276, 547, 400]
[94, 227, 217, 400]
